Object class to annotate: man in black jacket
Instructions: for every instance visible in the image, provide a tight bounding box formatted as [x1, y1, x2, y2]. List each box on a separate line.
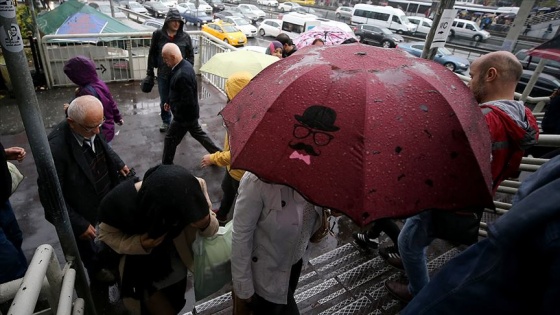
[147, 8, 195, 133]
[161, 43, 221, 165]
[38, 95, 130, 281]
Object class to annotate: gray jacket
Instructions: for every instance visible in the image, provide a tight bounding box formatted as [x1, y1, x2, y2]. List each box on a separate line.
[231, 172, 323, 304]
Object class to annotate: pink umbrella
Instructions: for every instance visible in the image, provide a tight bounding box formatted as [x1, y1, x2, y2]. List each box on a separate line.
[293, 25, 357, 49]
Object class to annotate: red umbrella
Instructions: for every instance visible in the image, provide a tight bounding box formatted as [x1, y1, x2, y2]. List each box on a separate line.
[220, 44, 493, 227]
[527, 33, 560, 62]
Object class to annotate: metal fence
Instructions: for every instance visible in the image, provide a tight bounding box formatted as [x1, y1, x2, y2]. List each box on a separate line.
[0, 244, 83, 315]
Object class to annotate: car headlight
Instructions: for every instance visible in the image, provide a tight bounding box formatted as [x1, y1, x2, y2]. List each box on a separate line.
[457, 63, 465, 67]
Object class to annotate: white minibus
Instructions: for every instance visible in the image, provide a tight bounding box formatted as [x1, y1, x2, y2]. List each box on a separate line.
[351, 4, 415, 34]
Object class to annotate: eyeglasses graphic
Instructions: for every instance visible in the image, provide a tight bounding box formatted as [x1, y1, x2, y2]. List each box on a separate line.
[293, 124, 334, 146]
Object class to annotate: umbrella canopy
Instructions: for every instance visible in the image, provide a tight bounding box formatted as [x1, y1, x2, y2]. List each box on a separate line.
[527, 33, 560, 62]
[293, 25, 357, 49]
[55, 12, 108, 42]
[220, 44, 494, 226]
[37, 0, 139, 39]
[200, 50, 279, 78]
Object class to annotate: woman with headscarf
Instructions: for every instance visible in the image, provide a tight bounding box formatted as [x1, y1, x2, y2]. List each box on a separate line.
[265, 41, 284, 58]
[98, 164, 218, 315]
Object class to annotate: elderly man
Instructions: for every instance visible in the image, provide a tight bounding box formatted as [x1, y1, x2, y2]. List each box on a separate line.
[161, 43, 221, 165]
[384, 51, 539, 302]
[38, 95, 129, 282]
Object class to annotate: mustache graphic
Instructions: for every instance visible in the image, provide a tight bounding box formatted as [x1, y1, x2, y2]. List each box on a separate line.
[289, 142, 320, 156]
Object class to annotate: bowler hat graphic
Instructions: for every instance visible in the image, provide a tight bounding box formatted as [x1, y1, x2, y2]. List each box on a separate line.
[295, 105, 340, 132]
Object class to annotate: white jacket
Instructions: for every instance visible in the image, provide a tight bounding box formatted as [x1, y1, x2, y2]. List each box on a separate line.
[231, 172, 323, 304]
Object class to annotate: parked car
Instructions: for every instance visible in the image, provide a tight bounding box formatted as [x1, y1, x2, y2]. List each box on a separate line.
[450, 19, 490, 42]
[229, 6, 259, 24]
[184, 0, 213, 14]
[223, 0, 240, 4]
[290, 0, 315, 5]
[179, 3, 214, 27]
[398, 42, 470, 73]
[206, 0, 225, 12]
[153, 0, 177, 8]
[238, 4, 266, 20]
[353, 24, 403, 48]
[516, 70, 560, 98]
[143, 19, 164, 29]
[202, 21, 247, 46]
[214, 9, 244, 20]
[125, 1, 148, 15]
[291, 6, 319, 17]
[88, 2, 127, 19]
[143, 1, 169, 17]
[278, 2, 301, 12]
[407, 16, 433, 36]
[222, 16, 257, 37]
[257, 18, 282, 37]
[257, 0, 278, 7]
[516, 49, 560, 80]
[335, 6, 352, 19]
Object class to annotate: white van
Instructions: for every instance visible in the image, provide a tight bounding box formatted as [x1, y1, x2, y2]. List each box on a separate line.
[351, 4, 415, 34]
[280, 12, 318, 38]
[450, 19, 490, 42]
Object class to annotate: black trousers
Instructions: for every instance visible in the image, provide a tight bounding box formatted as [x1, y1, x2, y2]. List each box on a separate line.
[217, 172, 240, 218]
[252, 259, 303, 315]
[162, 119, 221, 165]
[367, 218, 401, 247]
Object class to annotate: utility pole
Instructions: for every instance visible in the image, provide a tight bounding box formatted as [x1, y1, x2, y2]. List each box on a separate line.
[501, 0, 535, 52]
[422, 0, 455, 60]
[109, 0, 116, 18]
[0, 2, 97, 315]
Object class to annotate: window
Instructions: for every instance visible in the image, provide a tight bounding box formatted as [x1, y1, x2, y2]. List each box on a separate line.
[409, 19, 419, 25]
[423, 22, 431, 27]
[466, 24, 475, 31]
[456, 22, 465, 28]
[392, 15, 401, 24]
[282, 21, 304, 33]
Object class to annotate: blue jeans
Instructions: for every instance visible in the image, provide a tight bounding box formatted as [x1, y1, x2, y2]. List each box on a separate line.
[0, 201, 28, 283]
[398, 210, 435, 296]
[157, 76, 172, 125]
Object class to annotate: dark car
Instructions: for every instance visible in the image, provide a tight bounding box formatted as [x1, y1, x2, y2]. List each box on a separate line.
[179, 5, 214, 27]
[516, 49, 560, 80]
[516, 70, 560, 98]
[143, 1, 168, 17]
[206, 0, 225, 11]
[353, 24, 403, 48]
[214, 9, 244, 21]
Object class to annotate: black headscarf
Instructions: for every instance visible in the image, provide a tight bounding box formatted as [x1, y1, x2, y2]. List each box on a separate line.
[137, 164, 209, 239]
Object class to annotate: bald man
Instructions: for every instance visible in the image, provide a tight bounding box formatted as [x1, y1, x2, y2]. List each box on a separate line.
[161, 43, 221, 164]
[38, 95, 129, 282]
[384, 51, 539, 303]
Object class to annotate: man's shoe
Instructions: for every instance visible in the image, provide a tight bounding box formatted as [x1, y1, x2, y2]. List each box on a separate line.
[159, 123, 169, 132]
[384, 280, 413, 303]
[352, 231, 379, 249]
[379, 245, 404, 270]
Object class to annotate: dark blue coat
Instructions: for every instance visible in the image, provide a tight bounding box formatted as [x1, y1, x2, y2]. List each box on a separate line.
[402, 155, 560, 315]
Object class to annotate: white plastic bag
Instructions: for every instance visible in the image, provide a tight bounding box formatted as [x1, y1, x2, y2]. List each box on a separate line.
[193, 221, 233, 301]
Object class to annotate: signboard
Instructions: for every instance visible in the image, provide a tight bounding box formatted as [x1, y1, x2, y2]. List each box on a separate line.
[432, 9, 457, 48]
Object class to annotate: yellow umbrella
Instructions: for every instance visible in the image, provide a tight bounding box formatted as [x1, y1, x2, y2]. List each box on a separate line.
[200, 50, 279, 78]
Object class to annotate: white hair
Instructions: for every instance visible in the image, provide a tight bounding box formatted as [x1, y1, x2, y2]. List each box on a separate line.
[67, 95, 103, 122]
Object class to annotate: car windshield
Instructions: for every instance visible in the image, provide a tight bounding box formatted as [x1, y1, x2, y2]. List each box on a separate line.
[233, 18, 250, 25]
[186, 3, 196, 9]
[399, 15, 409, 24]
[239, 7, 251, 13]
[438, 47, 452, 55]
[129, 2, 142, 8]
[247, 4, 259, 10]
[213, 0, 223, 2]
[223, 25, 240, 32]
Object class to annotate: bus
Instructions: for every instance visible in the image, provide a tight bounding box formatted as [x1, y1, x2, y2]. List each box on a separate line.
[383, 0, 518, 17]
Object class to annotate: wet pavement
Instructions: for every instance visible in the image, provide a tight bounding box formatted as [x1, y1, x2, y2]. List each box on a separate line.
[0, 78, 358, 314]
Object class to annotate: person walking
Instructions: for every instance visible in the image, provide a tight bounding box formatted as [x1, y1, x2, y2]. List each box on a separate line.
[147, 8, 195, 133]
[401, 153, 560, 315]
[201, 72, 252, 224]
[384, 51, 539, 303]
[63, 55, 123, 144]
[160, 43, 221, 165]
[38, 95, 130, 282]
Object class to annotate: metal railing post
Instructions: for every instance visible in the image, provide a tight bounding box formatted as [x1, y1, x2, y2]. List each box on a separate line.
[0, 12, 96, 315]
